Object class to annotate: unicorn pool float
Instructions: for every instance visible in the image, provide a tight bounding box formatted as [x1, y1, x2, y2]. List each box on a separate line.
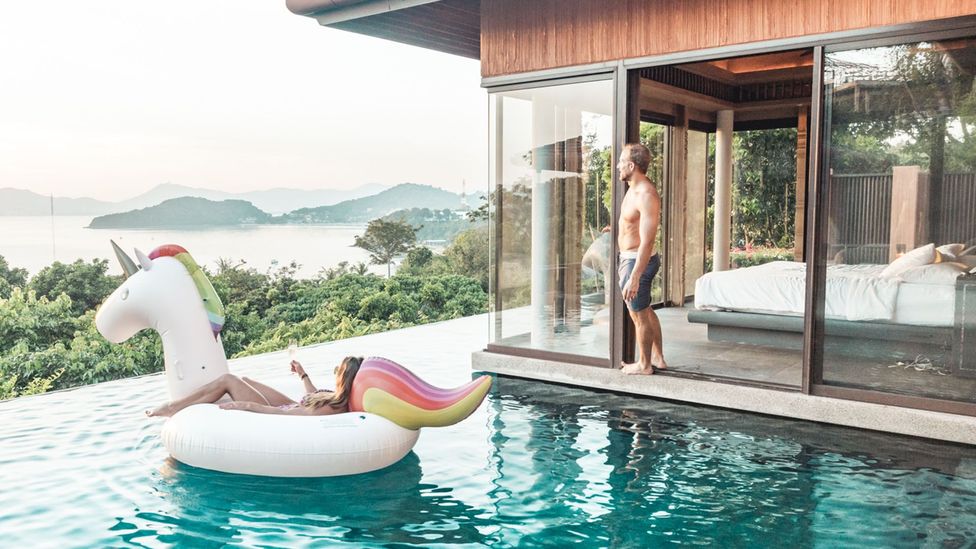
[95, 242, 491, 477]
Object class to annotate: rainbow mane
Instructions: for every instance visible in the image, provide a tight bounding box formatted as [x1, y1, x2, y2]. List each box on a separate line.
[350, 357, 492, 430]
[148, 244, 225, 339]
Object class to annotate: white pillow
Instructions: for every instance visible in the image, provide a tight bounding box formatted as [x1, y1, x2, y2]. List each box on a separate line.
[898, 262, 966, 285]
[937, 243, 965, 261]
[956, 255, 976, 269]
[881, 243, 936, 277]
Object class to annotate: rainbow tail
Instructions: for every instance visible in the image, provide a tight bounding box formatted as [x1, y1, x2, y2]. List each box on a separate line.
[349, 357, 492, 430]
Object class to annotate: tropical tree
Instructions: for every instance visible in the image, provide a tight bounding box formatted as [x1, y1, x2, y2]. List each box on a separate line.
[0, 255, 28, 289]
[28, 258, 119, 317]
[354, 218, 419, 277]
[445, 227, 489, 291]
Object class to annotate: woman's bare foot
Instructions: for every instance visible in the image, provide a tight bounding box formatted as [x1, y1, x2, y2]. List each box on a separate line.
[621, 361, 654, 375]
[652, 358, 668, 371]
[146, 403, 174, 417]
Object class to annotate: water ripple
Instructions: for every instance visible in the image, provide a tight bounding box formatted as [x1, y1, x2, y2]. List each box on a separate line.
[4, 367, 976, 547]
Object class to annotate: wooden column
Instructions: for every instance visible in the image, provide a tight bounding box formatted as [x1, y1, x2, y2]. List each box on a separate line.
[684, 129, 708, 297]
[794, 108, 809, 261]
[667, 105, 688, 305]
[712, 110, 734, 271]
[888, 165, 930, 261]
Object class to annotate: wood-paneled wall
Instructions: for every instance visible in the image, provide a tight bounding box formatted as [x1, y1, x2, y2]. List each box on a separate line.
[481, 0, 976, 77]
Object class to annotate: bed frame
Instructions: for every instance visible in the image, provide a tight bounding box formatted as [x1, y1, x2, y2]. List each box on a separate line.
[686, 309, 953, 362]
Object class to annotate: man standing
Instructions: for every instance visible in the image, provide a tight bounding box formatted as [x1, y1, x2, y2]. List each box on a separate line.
[617, 143, 667, 374]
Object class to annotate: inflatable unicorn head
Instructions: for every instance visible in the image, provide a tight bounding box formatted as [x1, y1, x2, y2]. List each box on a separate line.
[96, 242, 229, 400]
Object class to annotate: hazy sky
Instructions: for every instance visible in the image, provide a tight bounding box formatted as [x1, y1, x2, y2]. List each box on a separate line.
[0, 1, 487, 201]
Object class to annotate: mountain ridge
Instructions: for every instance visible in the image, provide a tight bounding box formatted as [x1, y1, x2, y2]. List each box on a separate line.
[0, 182, 391, 216]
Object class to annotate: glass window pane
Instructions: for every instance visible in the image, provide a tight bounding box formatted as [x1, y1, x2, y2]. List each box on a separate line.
[489, 79, 614, 359]
[820, 38, 976, 402]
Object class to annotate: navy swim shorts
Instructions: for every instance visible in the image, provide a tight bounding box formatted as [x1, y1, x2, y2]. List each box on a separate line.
[617, 253, 660, 312]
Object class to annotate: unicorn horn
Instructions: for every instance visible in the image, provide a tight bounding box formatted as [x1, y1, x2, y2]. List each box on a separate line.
[111, 240, 139, 278]
[134, 248, 153, 271]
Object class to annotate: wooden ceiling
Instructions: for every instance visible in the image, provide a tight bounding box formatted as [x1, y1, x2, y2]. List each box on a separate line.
[681, 50, 815, 85]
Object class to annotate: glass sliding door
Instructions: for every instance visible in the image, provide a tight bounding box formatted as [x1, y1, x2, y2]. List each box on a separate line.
[817, 37, 976, 402]
[489, 79, 614, 360]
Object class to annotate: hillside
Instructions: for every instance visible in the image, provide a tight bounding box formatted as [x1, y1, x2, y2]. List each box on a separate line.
[88, 197, 272, 229]
[0, 188, 114, 216]
[111, 183, 388, 214]
[381, 207, 485, 242]
[0, 183, 388, 216]
[280, 183, 472, 224]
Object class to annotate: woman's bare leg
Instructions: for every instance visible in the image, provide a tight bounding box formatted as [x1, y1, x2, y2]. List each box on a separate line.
[240, 377, 296, 407]
[147, 374, 278, 417]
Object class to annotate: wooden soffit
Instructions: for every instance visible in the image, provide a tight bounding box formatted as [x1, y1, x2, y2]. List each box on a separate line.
[288, 0, 481, 60]
[482, 0, 976, 77]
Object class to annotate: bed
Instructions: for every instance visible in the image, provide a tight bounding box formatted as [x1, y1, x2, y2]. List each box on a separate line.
[688, 256, 967, 362]
[693, 261, 956, 327]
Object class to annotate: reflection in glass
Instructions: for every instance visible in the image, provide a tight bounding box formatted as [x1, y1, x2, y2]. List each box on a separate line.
[489, 80, 614, 359]
[820, 38, 976, 402]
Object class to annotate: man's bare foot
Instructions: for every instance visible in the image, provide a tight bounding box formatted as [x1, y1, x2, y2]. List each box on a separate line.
[621, 362, 654, 375]
[146, 403, 174, 417]
[652, 358, 668, 371]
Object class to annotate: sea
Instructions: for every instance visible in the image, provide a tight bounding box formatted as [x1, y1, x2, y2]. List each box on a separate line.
[0, 216, 389, 278]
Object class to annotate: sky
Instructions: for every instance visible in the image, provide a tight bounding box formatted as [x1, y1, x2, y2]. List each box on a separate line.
[0, 1, 487, 201]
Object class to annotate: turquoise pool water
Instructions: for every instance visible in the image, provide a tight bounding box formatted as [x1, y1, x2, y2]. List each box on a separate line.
[3, 348, 976, 547]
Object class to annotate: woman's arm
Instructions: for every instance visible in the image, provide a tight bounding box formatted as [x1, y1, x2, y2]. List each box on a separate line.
[292, 360, 317, 393]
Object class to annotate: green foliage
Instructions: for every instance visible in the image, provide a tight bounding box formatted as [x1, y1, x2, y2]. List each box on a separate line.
[382, 208, 482, 242]
[445, 228, 489, 291]
[0, 256, 28, 288]
[0, 292, 163, 396]
[237, 271, 486, 357]
[29, 258, 119, 317]
[0, 366, 63, 400]
[704, 247, 795, 272]
[731, 129, 798, 248]
[0, 288, 79, 354]
[354, 218, 419, 277]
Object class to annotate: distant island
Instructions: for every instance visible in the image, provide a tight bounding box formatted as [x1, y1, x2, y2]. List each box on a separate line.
[279, 183, 474, 224]
[86, 183, 487, 234]
[0, 182, 387, 216]
[88, 197, 272, 229]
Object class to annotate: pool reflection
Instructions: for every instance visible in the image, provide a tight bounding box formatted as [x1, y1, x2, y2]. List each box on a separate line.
[119, 452, 489, 547]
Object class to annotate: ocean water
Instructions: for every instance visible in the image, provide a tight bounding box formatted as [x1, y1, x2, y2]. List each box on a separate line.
[0, 216, 382, 277]
[2, 314, 976, 548]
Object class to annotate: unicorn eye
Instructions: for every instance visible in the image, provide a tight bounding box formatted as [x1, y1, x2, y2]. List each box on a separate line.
[121, 288, 129, 301]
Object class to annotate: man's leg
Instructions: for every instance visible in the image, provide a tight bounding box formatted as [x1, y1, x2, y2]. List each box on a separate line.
[623, 308, 655, 375]
[644, 307, 667, 370]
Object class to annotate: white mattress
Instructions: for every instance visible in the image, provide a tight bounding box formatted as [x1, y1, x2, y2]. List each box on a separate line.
[695, 261, 956, 327]
[893, 282, 955, 327]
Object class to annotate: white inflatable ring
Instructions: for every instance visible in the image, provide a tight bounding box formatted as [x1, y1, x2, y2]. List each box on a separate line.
[162, 404, 419, 477]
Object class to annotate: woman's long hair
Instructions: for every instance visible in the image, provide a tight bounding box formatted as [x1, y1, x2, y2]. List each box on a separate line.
[302, 356, 362, 411]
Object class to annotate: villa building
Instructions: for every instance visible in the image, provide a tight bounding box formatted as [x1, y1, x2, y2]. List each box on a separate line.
[288, 0, 976, 443]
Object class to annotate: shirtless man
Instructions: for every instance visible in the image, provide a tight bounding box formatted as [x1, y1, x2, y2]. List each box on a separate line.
[617, 143, 667, 375]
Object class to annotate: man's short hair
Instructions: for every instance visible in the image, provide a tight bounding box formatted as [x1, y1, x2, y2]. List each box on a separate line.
[624, 143, 651, 173]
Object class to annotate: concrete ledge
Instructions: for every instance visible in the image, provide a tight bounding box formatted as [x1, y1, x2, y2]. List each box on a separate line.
[473, 351, 976, 446]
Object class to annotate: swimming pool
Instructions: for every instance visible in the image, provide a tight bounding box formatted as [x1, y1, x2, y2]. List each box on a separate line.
[3, 316, 976, 547]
